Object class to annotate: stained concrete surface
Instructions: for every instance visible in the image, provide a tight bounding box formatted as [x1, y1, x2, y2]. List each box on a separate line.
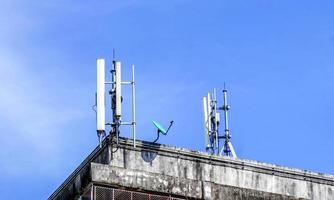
[48, 137, 334, 200]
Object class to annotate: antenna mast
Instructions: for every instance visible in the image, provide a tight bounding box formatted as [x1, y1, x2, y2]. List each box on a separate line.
[95, 56, 137, 148]
[202, 84, 237, 157]
[219, 85, 237, 157]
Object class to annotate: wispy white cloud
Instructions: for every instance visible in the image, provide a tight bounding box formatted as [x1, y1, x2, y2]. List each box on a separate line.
[0, 48, 89, 174]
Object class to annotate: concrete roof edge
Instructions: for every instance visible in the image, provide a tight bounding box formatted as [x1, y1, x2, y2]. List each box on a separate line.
[119, 137, 334, 182]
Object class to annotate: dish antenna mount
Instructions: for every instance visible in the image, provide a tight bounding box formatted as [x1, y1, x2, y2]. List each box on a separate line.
[152, 121, 174, 143]
[202, 85, 237, 157]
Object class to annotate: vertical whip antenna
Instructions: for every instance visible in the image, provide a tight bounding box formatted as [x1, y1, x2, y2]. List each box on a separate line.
[131, 64, 136, 148]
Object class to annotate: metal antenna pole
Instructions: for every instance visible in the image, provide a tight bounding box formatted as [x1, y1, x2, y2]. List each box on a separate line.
[213, 88, 219, 153]
[207, 93, 213, 153]
[111, 60, 116, 126]
[111, 60, 120, 145]
[220, 84, 236, 157]
[132, 64, 136, 148]
[223, 87, 230, 155]
[223, 87, 229, 140]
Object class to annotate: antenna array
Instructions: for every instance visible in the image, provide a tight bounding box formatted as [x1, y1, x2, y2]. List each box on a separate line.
[202, 86, 237, 157]
[96, 58, 136, 148]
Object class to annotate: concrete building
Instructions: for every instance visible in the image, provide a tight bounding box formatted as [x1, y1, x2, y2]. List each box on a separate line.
[48, 137, 334, 200]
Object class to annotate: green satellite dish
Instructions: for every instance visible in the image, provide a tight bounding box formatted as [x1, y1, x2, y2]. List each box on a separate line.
[152, 120, 174, 143]
[153, 121, 167, 135]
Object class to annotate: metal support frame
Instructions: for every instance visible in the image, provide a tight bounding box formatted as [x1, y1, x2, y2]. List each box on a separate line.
[203, 85, 237, 157]
[103, 60, 136, 148]
[204, 90, 219, 155]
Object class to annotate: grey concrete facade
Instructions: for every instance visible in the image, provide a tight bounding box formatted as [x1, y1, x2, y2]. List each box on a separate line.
[48, 137, 334, 200]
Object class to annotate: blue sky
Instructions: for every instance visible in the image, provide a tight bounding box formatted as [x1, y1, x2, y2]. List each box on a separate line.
[1, 0, 334, 199]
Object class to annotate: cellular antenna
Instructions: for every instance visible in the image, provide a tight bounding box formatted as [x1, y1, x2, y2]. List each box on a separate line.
[202, 90, 219, 154]
[202, 84, 237, 157]
[95, 56, 137, 148]
[96, 59, 106, 147]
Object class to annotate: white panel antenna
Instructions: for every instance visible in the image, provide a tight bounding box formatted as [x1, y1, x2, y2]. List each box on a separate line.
[207, 93, 212, 138]
[202, 97, 210, 149]
[115, 61, 122, 117]
[96, 59, 106, 146]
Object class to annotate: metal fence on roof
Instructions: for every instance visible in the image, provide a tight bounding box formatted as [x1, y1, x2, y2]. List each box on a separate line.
[89, 185, 185, 200]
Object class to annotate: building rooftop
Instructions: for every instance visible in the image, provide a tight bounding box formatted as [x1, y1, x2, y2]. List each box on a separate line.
[48, 137, 334, 200]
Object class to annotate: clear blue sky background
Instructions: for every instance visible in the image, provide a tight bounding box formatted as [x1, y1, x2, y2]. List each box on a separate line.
[1, 0, 334, 199]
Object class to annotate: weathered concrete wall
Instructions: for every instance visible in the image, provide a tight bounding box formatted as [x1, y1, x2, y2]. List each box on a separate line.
[49, 137, 334, 200]
[107, 139, 334, 200]
[91, 163, 306, 200]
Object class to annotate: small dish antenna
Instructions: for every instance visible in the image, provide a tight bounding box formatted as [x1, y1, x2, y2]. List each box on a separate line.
[152, 121, 174, 143]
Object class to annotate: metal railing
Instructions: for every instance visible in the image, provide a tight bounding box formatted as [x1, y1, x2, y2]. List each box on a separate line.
[93, 185, 185, 200]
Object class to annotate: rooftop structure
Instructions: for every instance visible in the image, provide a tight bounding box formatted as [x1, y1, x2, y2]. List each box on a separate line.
[48, 137, 334, 200]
